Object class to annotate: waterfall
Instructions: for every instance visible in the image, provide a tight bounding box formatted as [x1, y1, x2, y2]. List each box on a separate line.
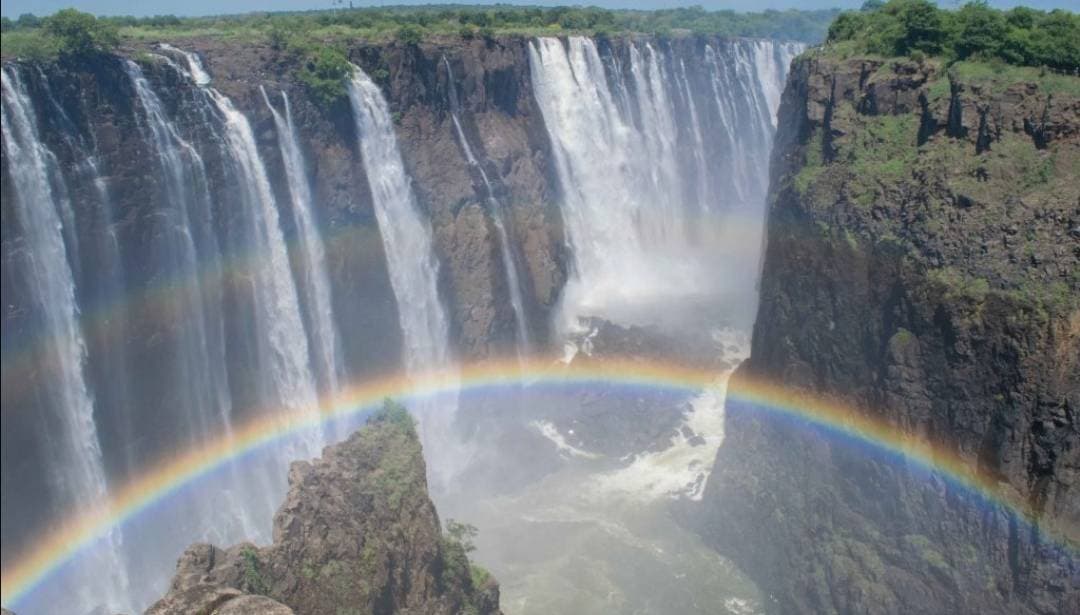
[1, 67, 131, 613]
[126, 61, 234, 445]
[346, 65, 466, 487]
[441, 56, 531, 358]
[261, 87, 345, 407]
[528, 37, 801, 336]
[123, 58, 271, 557]
[208, 97, 321, 451]
[151, 46, 325, 542]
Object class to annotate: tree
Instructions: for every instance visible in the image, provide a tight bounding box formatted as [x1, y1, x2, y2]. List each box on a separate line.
[895, 0, 945, 54]
[44, 9, 119, 58]
[445, 519, 478, 553]
[15, 13, 41, 29]
[952, 1, 1008, 60]
[396, 23, 424, 45]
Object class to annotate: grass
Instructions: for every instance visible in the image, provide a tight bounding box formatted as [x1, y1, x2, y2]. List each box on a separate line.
[949, 61, 1080, 97]
[928, 267, 990, 303]
[794, 128, 826, 196]
[841, 112, 919, 209]
[0, 30, 60, 61]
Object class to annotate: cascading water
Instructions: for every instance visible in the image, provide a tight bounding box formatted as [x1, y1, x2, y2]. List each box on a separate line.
[261, 87, 345, 406]
[170, 48, 324, 485]
[124, 58, 271, 568]
[346, 65, 466, 488]
[441, 56, 532, 358]
[0, 67, 131, 613]
[529, 36, 800, 499]
[126, 60, 235, 449]
[529, 37, 800, 338]
[1, 36, 805, 615]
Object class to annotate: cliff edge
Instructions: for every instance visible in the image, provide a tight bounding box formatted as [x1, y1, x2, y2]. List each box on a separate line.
[700, 53, 1079, 614]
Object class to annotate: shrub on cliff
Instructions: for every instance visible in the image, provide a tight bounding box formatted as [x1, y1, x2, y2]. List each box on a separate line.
[44, 9, 119, 59]
[396, 23, 425, 45]
[296, 46, 351, 110]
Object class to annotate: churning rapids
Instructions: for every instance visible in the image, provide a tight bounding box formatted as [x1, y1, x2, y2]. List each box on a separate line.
[1, 37, 799, 614]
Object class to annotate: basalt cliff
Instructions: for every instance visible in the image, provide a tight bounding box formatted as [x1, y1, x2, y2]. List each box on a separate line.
[699, 53, 1079, 614]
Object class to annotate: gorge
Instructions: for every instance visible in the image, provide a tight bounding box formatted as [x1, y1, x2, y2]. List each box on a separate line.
[1, 5, 1078, 615]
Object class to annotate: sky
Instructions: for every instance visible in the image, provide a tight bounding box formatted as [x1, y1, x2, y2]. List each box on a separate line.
[1, 0, 1074, 19]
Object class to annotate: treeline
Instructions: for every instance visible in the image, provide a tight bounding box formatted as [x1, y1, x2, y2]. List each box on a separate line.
[827, 0, 1079, 73]
[2, 5, 838, 44]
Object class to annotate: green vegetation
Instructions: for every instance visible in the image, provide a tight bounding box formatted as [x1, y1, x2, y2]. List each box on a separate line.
[2, 9, 118, 61]
[848, 114, 917, 185]
[948, 60, 1080, 96]
[372, 398, 415, 432]
[294, 45, 352, 109]
[826, 0, 1079, 72]
[446, 519, 479, 553]
[366, 399, 423, 510]
[794, 128, 826, 196]
[240, 545, 270, 595]
[928, 267, 990, 303]
[439, 518, 492, 609]
[2, 5, 838, 62]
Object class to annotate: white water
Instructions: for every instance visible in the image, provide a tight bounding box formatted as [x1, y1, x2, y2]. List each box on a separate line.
[529, 37, 709, 335]
[347, 65, 467, 487]
[205, 95, 322, 456]
[159, 43, 212, 85]
[124, 59, 268, 560]
[442, 57, 532, 358]
[2, 37, 804, 615]
[127, 61, 235, 444]
[1, 67, 131, 613]
[162, 48, 324, 523]
[261, 87, 345, 407]
[530, 37, 800, 337]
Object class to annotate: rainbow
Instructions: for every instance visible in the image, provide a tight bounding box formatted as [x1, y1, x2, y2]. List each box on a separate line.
[1, 356, 1075, 607]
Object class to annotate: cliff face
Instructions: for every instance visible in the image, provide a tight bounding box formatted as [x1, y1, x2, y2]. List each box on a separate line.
[183, 36, 567, 360]
[700, 55, 1079, 614]
[147, 408, 501, 615]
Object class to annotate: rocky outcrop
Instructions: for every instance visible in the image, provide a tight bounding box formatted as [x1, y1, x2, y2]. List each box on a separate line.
[147, 406, 501, 615]
[699, 54, 1079, 614]
[699, 51, 1080, 613]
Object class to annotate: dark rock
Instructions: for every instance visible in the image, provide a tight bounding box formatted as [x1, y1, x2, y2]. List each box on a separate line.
[697, 53, 1080, 615]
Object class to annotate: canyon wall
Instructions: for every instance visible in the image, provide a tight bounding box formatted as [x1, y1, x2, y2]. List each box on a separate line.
[2, 34, 798, 614]
[699, 53, 1079, 614]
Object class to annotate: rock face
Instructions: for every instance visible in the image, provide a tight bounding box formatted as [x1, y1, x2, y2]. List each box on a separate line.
[147, 406, 501, 615]
[699, 54, 1079, 614]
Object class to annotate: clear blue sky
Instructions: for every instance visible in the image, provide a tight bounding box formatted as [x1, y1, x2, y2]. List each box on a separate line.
[1, 0, 1074, 18]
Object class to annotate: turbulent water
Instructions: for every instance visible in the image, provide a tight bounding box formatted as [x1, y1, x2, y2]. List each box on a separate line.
[1, 36, 799, 614]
